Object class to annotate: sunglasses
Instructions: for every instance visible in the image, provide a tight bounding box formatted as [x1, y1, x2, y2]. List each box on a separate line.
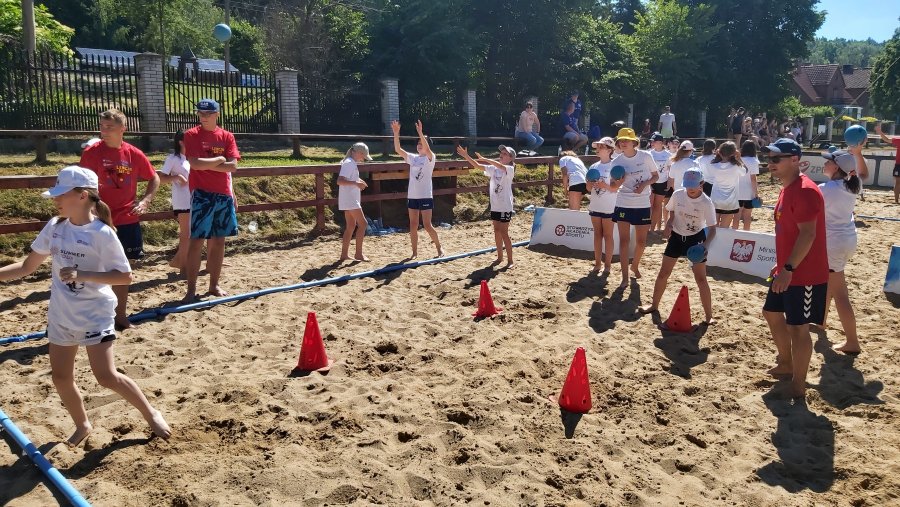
[768, 155, 791, 163]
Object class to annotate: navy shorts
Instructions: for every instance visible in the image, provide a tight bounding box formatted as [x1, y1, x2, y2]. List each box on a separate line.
[407, 198, 434, 210]
[738, 200, 754, 209]
[491, 211, 513, 223]
[115, 222, 143, 260]
[763, 282, 827, 326]
[613, 207, 651, 226]
[569, 183, 588, 193]
[664, 230, 706, 260]
[589, 211, 614, 219]
[190, 189, 238, 239]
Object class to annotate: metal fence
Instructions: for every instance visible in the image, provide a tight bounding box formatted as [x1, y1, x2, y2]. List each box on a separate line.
[400, 85, 463, 137]
[298, 78, 382, 134]
[0, 48, 141, 130]
[164, 67, 279, 133]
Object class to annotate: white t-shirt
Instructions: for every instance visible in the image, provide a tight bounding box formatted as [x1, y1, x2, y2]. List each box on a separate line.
[667, 158, 699, 190]
[659, 113, 676, 135]
[338, 157, 362, 210]
[560, 155, 588, 186]
[696, 154, 715, 182]
[587, 160, 617, 214]
[614, 150, 656, 209]
[708, 161, 743, 211]
[650, 149, 671, 182]
[819, 180, 857, 239]
[485, 165, 515, 212]
[31, 218, 131, 331]
[738, 156, 760, 200]
[159, 153, 191, 210]
[406, 153, 435, 199]
[666, 189, 717, 237]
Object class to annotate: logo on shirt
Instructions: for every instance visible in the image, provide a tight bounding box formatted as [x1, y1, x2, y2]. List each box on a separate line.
[730, 239, 756, 263]
[202, 142, 225, 156]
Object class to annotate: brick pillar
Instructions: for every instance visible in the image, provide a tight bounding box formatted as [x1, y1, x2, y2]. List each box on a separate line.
[380, 78, 399, 134]
[134, 53, 166, 132]
[805, 116, 814, 145]
[463, 89, 477, 138]
[699, 109, 707, 138]
[825, 117, 834, 141]
[889, 121, 897, 136]
[275, 70, 300, 133]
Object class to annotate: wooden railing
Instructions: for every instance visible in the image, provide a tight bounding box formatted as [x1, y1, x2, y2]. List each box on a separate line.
[0, 156, 588, 236]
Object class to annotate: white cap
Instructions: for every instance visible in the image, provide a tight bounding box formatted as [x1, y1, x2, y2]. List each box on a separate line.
[499, 145, 516, 158]
[679, 140, 694, 151]
[350, 142, 373, 161]
[592, 137, 615, 149]
[42, 166, 98, 198]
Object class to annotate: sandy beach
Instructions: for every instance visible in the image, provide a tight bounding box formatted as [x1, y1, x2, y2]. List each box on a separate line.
[1, 178, 899, 506]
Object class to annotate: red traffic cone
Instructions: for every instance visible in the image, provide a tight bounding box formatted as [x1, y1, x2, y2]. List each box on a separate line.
[473, 280, 501, 318]
[662, 286, 694, 333]
[295, 312, 333, 372]
[557, 347, 592, 413]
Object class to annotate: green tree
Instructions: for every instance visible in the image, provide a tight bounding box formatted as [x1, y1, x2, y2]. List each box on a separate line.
[228, 18, 264, 74]
[871, 29, 900, 119]
[599, 0, 645, 34]
[0, 0, 74, 53]
[807, 37, 884, 67]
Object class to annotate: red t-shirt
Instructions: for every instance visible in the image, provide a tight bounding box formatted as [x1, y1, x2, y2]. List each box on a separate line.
[183, 125, 240, 196]
[773, 173, 828, 286]
[892, 138, 900, 165]
[79, 141, 156, 226]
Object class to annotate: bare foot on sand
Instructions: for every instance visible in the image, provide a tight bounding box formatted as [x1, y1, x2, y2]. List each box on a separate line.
[832, 341, 861, 354]
[114, 316, 132, 331]
[354, 255, 370, 262]
[436, 248, 446, 258]
[66, 423, 92, 448]
[638, 305, 657, 315]
[148, 410, 171, 440]
[631, 266, 642, 279]
[207, 286, 228, 297]
[505, 261, 515, 268]
[338, 255, 351, 262]
[702, 318, 717, 326]
[766, 364, 792, 377]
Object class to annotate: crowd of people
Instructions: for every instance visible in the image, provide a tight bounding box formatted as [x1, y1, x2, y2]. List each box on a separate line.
[0, 96, 883, 446]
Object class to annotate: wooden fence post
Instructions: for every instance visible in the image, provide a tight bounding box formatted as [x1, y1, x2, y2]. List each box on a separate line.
[292, 137, 302, 158]
[545, 162, 555, 206]
[315, 172, 325, 231]
[34, 135, 48, 164]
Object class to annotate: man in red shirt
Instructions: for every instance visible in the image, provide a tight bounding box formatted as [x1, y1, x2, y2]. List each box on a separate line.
[760, 138, 829, 399]
[874, 123, 900, 204]
[80, 108, 159, 330]
[182, 99, 239, 301]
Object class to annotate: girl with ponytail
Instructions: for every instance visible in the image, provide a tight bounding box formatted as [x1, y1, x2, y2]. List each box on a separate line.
[818, 147, 868, 354]
[0, 166, 171, 447]
[708, 141, 745, 228]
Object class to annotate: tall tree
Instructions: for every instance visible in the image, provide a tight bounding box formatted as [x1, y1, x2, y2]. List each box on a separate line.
[807, 37, 884, 68]
[870, 28, 900, 120]
[599, 0, 645, 34]
[0, 0, 74, 53]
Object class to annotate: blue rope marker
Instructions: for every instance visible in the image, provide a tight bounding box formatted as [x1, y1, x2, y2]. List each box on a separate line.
[0, 407, 91, 507]
[0, 241, 530, 346]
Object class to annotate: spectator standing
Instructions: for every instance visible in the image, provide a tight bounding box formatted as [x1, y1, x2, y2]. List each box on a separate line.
[658, 105, 677, 139]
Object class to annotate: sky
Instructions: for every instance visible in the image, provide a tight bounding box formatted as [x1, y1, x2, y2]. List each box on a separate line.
[815, 0, 900, 41]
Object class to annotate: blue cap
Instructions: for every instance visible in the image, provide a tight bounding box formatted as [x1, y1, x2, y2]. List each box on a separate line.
[650, 132, 664, 142]
[196, 99, 220, 112]
[682, 168, 703, 189]
[762, 138, 802, 157]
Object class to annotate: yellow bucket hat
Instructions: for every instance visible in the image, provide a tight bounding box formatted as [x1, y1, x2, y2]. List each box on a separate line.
[615, 128, 640, 143]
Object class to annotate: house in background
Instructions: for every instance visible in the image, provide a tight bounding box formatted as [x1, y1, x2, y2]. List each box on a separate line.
[791, 64, 873, 117]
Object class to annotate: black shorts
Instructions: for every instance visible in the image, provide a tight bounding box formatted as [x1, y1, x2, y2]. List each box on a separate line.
[613, 207, 651, 226]
[664, 230, 706, 260]
[763, 282, 827, 326]
[589, 211, 614, 219]
[738, 200, 754, 210]
[407, 198, 434, 210]
[716, 208, 739, 215]
[569, 183, 588, 193]
[650, 182, 669, 196]
[491, 211, 513, 223]
[893, 164, 900, 178]
[115, 222, 144, 260]
[702, 182, 713, 196]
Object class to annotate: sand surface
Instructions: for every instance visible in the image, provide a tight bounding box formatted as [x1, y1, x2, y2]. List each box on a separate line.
[1, 180, 899, 506]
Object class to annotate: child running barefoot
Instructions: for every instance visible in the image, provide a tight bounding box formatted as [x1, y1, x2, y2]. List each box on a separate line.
[457, 144, 516, 267]
[587, 137, 622, 273]
[612, 128, 658, 287]
[640, 168, 718, 325]
[391, 119, 444, 258]
[157, 130, 191, 273]
[0, 166, 171, 446]
[338, 143, 371, 262]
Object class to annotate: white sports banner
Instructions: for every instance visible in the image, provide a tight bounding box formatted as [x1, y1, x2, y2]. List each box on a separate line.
[706, 227, 777, 279]
[799, 155, 876, 185]
[528, 207, 634, 256]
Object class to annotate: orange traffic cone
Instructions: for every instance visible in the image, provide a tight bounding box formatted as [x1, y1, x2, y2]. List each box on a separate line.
[557, 347, 592, 413]
[662, 286, 693, 333]
[473, 280, 501, 318]
[295, 312, 333, 373]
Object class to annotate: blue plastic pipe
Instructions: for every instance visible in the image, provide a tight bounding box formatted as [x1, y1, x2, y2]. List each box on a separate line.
[0, 240, 530, 346]
[0, 407, 91, 507]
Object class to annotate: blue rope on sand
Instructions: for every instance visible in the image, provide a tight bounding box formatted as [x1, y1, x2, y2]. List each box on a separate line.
[0, 241, 529, 346]
[0, 407, 91, 507]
